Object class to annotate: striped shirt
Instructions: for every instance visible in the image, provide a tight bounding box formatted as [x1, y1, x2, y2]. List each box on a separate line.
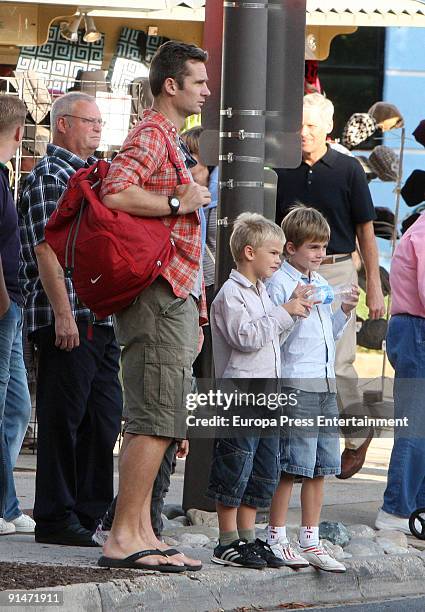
[19, 144, 112, 334]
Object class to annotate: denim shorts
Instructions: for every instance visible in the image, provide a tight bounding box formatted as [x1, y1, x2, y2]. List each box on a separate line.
[206, 436, 280, 508]
[280, 389, 340, 478]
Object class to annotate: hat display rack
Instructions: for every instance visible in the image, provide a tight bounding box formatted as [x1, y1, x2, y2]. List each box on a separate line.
[340, 102, 406, 397]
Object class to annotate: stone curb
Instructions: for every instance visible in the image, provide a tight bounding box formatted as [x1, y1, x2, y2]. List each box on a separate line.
[7, 551, 425, 612]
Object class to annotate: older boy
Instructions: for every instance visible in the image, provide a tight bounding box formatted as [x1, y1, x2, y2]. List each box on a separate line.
[207, 212, 311, 569]
[266, 205, 359, 572]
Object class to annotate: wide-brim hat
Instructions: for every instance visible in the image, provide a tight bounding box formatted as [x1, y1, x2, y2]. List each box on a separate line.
[10, 70, 51, 124]
[71, 69, 110, 95]
[368, 101, 404, 130]
[341, 113, 377, 149]
[368, 145, 399, 182]
[373, 206, 396, 241]
[401, 169, 425, 207]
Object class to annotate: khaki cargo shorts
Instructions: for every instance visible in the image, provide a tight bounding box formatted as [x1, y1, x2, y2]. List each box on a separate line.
[114, 277, 199, 439]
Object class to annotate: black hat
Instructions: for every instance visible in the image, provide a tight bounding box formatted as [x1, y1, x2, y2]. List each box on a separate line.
[401, 202, 425, 234]
[373, 206, 396, 241]
[357, 319, 388, 351]
[413, 120, 425, 148]
[401, 169, 425, 207]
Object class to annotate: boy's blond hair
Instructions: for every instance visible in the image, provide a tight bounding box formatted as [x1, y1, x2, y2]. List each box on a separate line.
[230, 212, 285, 263]
[281, 204, 330, 249]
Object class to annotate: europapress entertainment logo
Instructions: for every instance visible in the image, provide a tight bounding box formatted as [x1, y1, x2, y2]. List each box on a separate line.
[184, 389, 409, 432]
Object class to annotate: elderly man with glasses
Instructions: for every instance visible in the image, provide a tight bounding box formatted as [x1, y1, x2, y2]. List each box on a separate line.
[19, 92, 122, 546]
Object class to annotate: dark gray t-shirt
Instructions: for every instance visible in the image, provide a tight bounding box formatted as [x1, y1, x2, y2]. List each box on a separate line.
[0, 164, 22, 305]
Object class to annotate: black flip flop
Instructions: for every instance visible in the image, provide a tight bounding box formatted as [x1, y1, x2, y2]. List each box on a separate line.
[98, 548, 186, 572]
[162, 548, 203, 571]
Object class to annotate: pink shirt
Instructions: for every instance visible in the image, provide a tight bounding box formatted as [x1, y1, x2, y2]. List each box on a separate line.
[390, 213, 425, 317]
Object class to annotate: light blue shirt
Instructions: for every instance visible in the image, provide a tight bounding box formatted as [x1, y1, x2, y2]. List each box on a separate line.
[266, 261, 350, 392]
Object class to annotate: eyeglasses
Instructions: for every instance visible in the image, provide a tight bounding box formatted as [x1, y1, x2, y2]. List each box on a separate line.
[61, 114, 105, 127]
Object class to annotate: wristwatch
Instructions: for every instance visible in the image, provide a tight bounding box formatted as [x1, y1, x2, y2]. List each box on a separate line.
[168, 195, 180, 216]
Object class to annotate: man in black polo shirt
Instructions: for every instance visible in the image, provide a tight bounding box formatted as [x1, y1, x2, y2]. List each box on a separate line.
[275, 92, 385, 479]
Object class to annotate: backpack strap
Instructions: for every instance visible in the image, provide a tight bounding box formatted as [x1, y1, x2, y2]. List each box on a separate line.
[131, 120, 190, 186]
[130, 120, 192, 231]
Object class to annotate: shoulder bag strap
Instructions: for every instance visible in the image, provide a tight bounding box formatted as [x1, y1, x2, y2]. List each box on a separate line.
[131, 120, 190, 229]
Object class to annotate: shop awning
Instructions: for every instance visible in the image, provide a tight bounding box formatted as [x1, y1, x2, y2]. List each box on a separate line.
[91, 0, 425, 25]
[3, 0, 425, 25]
[306, 0, 425, 27]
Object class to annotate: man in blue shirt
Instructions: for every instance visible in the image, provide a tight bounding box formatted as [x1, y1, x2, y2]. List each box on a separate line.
[0, 94, 33, 536]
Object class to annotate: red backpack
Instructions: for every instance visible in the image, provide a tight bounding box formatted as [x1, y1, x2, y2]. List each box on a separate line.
[45, 122, 190, 319]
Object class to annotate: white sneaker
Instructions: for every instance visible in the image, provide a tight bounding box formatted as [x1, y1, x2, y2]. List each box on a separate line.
[10, 513, 35, 533]
[0, 518, 16, 535]
[269, 540, 310, 568]
[298, 541, 346, 572]
[92, 524, 110, 546]
[375, 508, 412, 535]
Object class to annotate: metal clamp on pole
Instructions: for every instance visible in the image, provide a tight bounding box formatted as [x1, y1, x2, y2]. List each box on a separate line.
[220, 108, 265, 117]
[219, 153, 263, 164]
[220, 180, 264, 189]
[220, 130, 264, 140]
[224, 2, 268, 8]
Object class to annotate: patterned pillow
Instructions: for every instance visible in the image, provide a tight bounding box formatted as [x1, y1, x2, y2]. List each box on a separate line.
[17, 25, 104, 93]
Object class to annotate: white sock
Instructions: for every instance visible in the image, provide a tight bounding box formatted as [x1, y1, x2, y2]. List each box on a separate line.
[267, 525, 287, 545]
[299, 525, 319, 548]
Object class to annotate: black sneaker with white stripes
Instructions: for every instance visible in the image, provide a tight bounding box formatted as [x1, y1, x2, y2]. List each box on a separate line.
[249, 538, 286, 568]
[211, 539, 267, 569]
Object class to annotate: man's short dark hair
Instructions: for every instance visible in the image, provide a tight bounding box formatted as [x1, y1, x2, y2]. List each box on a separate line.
[0, 94, 26, 134]
[149, 41, 208, 97]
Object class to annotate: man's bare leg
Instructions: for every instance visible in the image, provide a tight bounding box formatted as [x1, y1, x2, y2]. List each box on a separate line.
[148, 442, 201, 567]
[103, 433, 183, 567]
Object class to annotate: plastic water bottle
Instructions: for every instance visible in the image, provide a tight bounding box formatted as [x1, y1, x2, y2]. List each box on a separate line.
[311, 283, 357, 305]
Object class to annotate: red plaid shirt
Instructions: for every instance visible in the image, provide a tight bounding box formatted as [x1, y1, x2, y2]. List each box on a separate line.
[100, 109, 207, 323]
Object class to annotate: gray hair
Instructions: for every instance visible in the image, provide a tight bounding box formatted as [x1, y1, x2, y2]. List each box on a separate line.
[51, 92, 96, 133]
[303, 92, 334, 132]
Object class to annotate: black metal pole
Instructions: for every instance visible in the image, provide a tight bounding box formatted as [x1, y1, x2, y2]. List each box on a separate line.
[215, 0, 269, 289]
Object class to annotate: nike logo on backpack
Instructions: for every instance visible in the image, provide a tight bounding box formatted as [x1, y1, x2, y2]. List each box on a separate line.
[90, 275, 102, 284]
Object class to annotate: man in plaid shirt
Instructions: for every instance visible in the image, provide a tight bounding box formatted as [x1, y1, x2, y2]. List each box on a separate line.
[97, 41, 211, 572]
[19, 92, 122, 547]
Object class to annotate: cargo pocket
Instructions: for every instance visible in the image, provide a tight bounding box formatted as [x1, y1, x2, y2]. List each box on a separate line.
[144, 346, 193, 408]
[143, 349, 161, 407]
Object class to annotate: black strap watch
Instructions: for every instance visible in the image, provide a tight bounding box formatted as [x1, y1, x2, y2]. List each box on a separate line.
[168, 195, 180, 216]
